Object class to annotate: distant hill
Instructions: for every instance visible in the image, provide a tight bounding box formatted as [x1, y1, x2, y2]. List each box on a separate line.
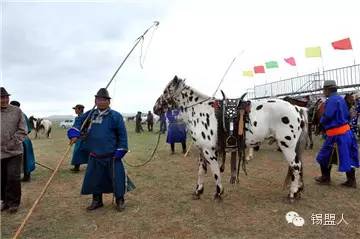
[45, 113, 137, 122]
[45, 115, 74, 122]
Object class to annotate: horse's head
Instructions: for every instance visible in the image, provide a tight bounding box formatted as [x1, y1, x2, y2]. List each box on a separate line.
[153, 75, 186, 115]
[29, 116, 37, 129]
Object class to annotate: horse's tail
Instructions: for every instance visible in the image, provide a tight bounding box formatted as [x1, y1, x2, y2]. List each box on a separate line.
[283, 118, 307, 191]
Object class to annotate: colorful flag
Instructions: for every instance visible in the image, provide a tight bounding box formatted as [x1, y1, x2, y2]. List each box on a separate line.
[305, 46, 322, 57]
[265, 61, 279, 69]
[254, 65, 265, 74]
[284, 57, 296, 66]
[332, 37, 352, 50]
[243, 70, 254, 77]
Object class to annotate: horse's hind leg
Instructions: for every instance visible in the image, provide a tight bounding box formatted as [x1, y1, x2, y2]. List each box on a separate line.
[229, 152, 237, 184]
[279, 146, 303, 202]
[193, 152, 207, 200]
[47, 127, 52, 138]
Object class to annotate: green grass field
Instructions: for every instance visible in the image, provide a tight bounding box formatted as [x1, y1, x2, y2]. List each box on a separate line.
[1, 122, 360, 238]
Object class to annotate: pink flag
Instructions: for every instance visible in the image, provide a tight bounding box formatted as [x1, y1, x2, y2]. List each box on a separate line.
[332, 37, 352, 50]
[254, 65, 265, 74]
[284, 57, 296, 66]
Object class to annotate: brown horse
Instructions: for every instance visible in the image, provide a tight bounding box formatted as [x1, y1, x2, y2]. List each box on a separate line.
[283, 96, 320, 149]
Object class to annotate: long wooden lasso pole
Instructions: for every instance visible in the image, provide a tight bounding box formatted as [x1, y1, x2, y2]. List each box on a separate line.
[12, 145, 72, 239]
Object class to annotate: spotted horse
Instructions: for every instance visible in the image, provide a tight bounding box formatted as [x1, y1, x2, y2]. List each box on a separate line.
[153, 76, 307, 202]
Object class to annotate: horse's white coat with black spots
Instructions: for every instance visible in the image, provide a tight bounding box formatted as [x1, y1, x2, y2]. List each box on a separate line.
[154, 76, 305, 200]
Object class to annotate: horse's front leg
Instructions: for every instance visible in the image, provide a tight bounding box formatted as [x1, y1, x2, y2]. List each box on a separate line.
[202, 148, 224, 201]
[192, 152, 206, 200]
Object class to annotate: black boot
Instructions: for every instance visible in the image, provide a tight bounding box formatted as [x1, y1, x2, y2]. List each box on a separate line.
[115, 197, 125, 212]
[171, 144, 175, 154]
[22, 173, 31, 182]
[315, 165, 331, 185]
[86, 194, 103, 211]
[341, 168, 357, 188]
[182, 142, 187, 154]
[70, 164, 80, 172]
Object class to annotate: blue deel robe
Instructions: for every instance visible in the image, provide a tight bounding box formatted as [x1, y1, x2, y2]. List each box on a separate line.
[166, 109, 187, 144]
[70, 113, 89, 166]
[73, 108, 132, 198]
[23, 114, 36, 174]
[316, 92, 359, 172]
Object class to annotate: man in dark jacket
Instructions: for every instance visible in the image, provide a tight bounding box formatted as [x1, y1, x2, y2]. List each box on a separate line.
[10, 100, 36, 182]
[67, 88, 131, 212]
[146, 111, 154, 132]
[1, 87, 27, 213]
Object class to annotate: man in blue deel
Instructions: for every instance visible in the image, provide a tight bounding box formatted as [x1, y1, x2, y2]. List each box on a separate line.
[70, 104, 88, 172]
[67, 88, 130, 211]
[315, 80, 359, 188]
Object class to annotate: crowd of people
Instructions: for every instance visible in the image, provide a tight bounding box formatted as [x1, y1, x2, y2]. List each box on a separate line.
[1, 81, 359, 215]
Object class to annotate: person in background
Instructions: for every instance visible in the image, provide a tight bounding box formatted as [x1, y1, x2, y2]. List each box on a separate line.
[135, 111, 143, 133]
[159, 111, 167, 134]
[146, 111, 154, 132]
[9, 100, 36, 182]
[70, 104, 89, 172]
[166, 107, 187, 154]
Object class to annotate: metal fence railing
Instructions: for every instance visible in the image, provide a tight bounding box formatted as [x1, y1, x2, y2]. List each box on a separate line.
[247, 64, 360, 99]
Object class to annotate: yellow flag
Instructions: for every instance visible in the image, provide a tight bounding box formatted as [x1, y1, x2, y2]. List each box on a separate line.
[243, 70, 254, 77]
[305, 46, 322, 57]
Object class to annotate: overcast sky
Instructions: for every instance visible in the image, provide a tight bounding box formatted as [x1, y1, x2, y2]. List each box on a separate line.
[1, 0, 360, 117]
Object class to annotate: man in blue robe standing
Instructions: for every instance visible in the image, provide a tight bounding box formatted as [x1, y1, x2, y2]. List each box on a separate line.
[315, 80, 359, 188]
[166, 107, 187, 154]
[10, 101, 36, 182]
[70, 104, 89, 172]
[67, 88, 129, 211]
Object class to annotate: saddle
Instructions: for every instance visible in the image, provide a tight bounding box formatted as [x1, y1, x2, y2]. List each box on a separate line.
[215, 92, 251, 153]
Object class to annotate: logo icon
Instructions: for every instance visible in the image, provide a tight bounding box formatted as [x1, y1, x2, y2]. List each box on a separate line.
[285, 211, 305, 227]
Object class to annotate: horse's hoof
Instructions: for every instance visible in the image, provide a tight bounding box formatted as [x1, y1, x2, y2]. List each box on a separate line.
[236, 178, 240, 184]
[229, 176, 236, 184]
[214, 194, 223, 202]
[192, 193, 201, 200]
[220, 166, 225, 173]
[294, 192, 301, 199]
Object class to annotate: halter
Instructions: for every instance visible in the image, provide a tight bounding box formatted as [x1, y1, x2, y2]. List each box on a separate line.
[162, 84, 213, 111]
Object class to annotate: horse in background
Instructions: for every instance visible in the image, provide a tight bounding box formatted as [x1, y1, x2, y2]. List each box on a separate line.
[29, 116, 52, 139]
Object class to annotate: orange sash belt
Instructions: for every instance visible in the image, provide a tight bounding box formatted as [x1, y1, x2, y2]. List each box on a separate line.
[326, 124, 350, 137]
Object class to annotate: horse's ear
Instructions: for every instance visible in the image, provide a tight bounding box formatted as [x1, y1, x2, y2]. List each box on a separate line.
[240, 92, 247, 100]
[173, 75, 178, 83]
[220, 90, 226, 100]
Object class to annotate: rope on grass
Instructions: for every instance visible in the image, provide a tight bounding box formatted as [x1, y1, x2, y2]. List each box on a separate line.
[12, 145, 72, 239]
[123, 131, 161, 167]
